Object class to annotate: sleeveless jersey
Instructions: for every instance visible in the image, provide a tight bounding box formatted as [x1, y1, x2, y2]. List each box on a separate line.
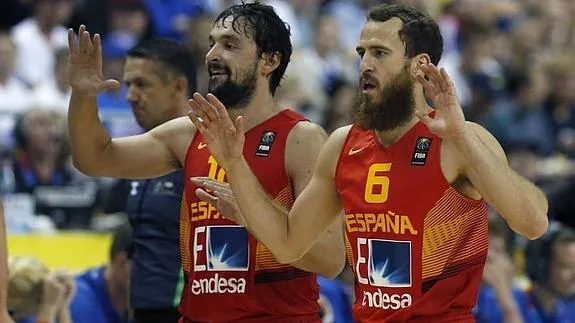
[335, 122, 488, 322]
[179, 109, 320, 322]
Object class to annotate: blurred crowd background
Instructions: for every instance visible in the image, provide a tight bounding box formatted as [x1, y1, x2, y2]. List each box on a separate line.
[1, 0, 575, 322]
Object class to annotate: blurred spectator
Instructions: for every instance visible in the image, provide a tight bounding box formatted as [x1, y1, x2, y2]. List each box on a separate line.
[544, 55, 575, 158]
[280, 14, 352, 124]
[68, 222, 133, 323]
[141, 0, 203, 41]
[186, 13, 214, 94]
[473, 214, 531, 323]
[0, 31, 31, 114]
[10, 0, 72, 87]
[31, 47, 71, 113]
[317, 276, 353, 323]
[7, 256, 75, 323]
[524, 224, 575, 322]
[2, 109, 99, 230]
[97, 32, 132, 111]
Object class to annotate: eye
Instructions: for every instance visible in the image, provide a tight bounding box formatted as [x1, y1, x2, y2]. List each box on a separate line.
[374, 50, 387, 58]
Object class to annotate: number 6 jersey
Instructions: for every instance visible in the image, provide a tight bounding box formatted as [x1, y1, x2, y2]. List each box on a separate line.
[336, 122, 488, 322]
[179, 109, 320, 322]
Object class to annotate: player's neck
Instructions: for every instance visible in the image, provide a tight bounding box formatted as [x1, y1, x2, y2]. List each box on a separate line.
[228, 91, 281, 132]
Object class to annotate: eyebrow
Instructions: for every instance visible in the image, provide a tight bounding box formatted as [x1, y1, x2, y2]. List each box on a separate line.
[209, 34, 241, 43]
[356, 45, 393, 53]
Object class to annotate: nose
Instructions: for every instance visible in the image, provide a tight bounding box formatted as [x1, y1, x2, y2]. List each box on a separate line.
[126, 85, 139, 103]
[205, 44, 221, 65]
[359, 53, 375, 75]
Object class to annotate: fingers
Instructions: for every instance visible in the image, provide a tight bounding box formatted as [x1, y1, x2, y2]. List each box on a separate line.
[415, 73, 437, 97]
[94, 33, 103, 62]
[420, 63, 446, 93]
[99, 79, 121, 92]
[234, 116, 244, 137]
[193, 92, 220, 124]
[188, 100, 210, 133]
[67, 28, 78, 53]
[439, 68, 457, 96]
[195, 188, 218, 205]
[188, 109, 206, 135]
[206, 93, 236, 134]
[191, 177, 231, 192]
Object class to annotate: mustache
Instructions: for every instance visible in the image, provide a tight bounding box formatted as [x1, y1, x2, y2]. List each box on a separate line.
[360, 72, 380, 87]
[207, 63, 230, 73]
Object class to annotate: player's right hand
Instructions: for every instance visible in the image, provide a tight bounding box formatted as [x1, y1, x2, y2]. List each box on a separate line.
[188, 93, 245, 171]
[192, 177, 246, 226]
[67, 25, 120, 96]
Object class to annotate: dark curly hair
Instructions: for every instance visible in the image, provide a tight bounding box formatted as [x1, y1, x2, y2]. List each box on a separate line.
[215, 1, 292, 95]
[367, 4, 443, 65]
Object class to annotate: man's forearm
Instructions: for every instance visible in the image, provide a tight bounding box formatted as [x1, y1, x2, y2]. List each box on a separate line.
[451, 127, 548, 239]
[226, 159, 296, 262]
[67, 91, 113, 173]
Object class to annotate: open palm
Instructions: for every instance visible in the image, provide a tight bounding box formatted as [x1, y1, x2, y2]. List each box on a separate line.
[67, 25, 119, 95]
[188, 93, 245, 171]
[415, 64, 467, 139]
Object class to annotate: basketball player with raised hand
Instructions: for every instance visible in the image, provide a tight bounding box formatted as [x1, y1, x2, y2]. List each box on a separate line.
[66, 3, 345, 322]
[189, 3, 549, 322]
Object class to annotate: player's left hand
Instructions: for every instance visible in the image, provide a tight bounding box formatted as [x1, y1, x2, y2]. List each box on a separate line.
[415, 63, 468, 139]
[192, 177, 245, 226]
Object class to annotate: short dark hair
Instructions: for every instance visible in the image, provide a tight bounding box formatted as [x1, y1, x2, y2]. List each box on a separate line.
[215, 1, 292, 95]
[367, 3, 443, 65]
[109, 222, 134, 262]
[127, 38, 197, 95]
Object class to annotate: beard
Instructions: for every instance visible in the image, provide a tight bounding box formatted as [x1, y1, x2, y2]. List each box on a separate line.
[352, 63, 415, 131]
[208, 62, 257, 109]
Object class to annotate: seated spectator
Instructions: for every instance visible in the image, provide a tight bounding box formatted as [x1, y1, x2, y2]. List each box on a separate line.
[1, 109, 99, 230]
[524, 223, 575, 322]
[31, 47, 71, 113]
[0, 31, 31, 114]
[7, 256, 74, 323]
[68, 223, 132, 323]
[8, 223, 132, 323]
[473, 214, 533, 323]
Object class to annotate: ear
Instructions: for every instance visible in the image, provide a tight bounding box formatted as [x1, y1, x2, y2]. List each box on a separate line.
[411, 53, 431, 79]
[260, 51, 281, 77]
[174, 76, 189, 95]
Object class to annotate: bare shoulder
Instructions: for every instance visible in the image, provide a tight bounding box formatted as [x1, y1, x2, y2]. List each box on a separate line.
[286, 121, 328, 150]
[149, 116, 198, 165]
[318, 125, 353, 176]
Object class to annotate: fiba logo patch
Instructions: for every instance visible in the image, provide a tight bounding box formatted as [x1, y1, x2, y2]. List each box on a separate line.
[411, 136, 432, 166]
[256, 131, 277, 157]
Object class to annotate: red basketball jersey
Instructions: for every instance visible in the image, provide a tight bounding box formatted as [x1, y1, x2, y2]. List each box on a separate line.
[179, 109, 320, 322]
[335, 122, 488, 322]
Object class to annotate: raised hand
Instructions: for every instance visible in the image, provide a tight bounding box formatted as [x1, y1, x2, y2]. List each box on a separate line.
[188, 93, 245, 170]
[415, 63, 468, 139]
[191, 177, 245, 226]
[67, 25, 120, 96]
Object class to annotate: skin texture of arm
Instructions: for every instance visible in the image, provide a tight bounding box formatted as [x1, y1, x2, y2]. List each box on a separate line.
[267, 122, 346, 278]
[215, 126, 350, 264]
[447, 122, 548, 239]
